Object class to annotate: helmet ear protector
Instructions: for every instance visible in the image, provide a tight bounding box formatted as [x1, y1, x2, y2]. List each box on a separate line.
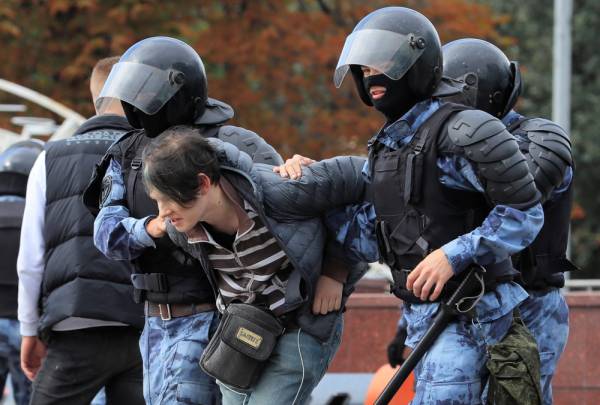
[502, 61, 522, 117]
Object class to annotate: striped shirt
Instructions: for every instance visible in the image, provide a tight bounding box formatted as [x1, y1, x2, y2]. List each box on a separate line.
[187, 179, 291, 315]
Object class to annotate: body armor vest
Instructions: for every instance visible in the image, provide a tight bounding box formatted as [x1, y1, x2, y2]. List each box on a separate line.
[370, 103, 516, 303]
[119, 129, 216, 305]
[0, 199, 24, 318]
[509, 118, 577, 289]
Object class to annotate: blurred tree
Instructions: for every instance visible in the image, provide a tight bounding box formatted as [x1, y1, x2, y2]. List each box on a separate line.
[193, 0, 505, 158]
[481, 0, 600, 278]
[0, 0, 505, 157]
[0, 0, 203, 122]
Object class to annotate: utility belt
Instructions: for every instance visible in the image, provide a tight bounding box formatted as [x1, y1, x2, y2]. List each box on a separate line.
[130, 272, 213, 304]
[144, 302, 216, 321]
[376, 220, 514, 304]
[512, 249, 578, 291]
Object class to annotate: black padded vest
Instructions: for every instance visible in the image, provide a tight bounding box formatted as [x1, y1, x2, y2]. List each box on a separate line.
[510, 118, 578, 289]
[0, 199, 24, 318]
[370, 103, 517, 303]
[118, 127, 221, 305]
[40, 116, 143, 333]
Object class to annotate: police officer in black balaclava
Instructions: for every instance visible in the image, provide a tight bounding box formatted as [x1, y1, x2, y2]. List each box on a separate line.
[84, 36, 282, 404]
[277, 7, 544, 402]
[334, 9, 544, 403]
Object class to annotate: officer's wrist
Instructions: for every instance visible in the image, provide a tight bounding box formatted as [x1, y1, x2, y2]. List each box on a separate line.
[441, 240, 471, 275]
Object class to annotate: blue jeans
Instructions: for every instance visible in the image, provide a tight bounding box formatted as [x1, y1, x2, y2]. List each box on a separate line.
[219, 314, 344, 405]
[139, 311, 220, 405]
[519, 288, 569, 405]
[0, 318, 31, 405]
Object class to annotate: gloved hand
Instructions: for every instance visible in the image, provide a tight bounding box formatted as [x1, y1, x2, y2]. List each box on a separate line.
[387, 326, 408, 368]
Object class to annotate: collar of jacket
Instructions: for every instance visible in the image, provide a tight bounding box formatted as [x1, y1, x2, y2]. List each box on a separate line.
[370, 98, 441, 150]
[74, 114, 132, 135]
[501, 109, 524, 127]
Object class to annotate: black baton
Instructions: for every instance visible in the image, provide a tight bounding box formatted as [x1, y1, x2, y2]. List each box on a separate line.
[375, 266, 485, 405]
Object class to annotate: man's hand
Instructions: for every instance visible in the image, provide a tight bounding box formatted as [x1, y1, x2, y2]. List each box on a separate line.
[273, 154, 315, 179]
[312, 275, 343, 315]
[406, 249, 454, 301]
[21, 336, 47, 381]
[146, 216, 167, 239]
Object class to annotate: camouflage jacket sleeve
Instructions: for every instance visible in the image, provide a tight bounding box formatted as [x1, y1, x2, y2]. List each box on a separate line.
[93, 158, 155, 260]
[435, 155, 544, 274]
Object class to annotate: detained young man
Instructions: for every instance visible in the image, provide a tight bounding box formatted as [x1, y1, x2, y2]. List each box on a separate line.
[140, 125, 374, 404]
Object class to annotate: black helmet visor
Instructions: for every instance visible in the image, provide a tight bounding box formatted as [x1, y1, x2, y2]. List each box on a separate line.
[334, 29, 425, 88]
[96, 61, 184, 115]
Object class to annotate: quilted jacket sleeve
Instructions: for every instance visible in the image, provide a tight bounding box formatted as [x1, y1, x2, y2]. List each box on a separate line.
[258, 155, 367, 221]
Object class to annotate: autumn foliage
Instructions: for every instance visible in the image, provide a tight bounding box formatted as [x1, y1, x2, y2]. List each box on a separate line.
[0, 0, 505, 158]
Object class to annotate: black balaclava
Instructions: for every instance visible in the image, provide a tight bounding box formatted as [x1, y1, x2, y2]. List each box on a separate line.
[363, 74, 418, 123]
[122, 91, 197, 138]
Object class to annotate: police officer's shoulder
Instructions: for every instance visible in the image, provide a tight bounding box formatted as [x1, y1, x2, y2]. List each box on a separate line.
[445, 109, 520, 162]
[519, 117, 573, 165]
[217, 125, 283, 166]
[444, 109, 540, 206]
[102, 128, 145, 160]
[518, 118, 573, 201]
[106, 129, 138, 151]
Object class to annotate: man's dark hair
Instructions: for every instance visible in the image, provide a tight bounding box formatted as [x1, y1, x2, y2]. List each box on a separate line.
[142, 125, 221, 206]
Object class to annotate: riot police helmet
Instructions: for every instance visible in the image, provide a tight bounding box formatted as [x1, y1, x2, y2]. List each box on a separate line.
[96, 36, 208, 137]
[0, 139, 44, 196]
[334, 7, 443, 107]
[0, 139, 44, 176]
[442, 38, 522, 118]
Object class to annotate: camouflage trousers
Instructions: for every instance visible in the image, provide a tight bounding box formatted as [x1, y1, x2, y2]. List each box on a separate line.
[139, 310, 220, 405]
[402, 283, 528, 404]
[519, 288, 569, 405]
[0, 318, 31, 405]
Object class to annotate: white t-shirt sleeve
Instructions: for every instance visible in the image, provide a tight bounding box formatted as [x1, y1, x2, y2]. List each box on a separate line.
[17, 151, 46, 336]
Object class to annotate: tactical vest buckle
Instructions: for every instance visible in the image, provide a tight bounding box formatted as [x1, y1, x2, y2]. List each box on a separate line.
[131, 158, 142, 170]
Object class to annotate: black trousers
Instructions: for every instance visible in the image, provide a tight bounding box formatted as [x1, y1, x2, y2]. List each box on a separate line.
[30, 326, 144, 405]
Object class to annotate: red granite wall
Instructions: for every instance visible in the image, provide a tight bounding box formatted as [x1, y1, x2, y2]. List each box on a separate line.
[329, 291, 600, 404]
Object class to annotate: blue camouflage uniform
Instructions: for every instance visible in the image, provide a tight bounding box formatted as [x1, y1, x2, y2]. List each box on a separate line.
[329, 100, 544, 404]
[0, 318, 30, 405]
[0, 195, 31, 405]
[94, 159, 220, 405]
[503, 110, 571, 405]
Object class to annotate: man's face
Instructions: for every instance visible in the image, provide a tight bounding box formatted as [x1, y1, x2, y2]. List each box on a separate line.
[148, 183, 210, 234]
[361, 66, 386, 101]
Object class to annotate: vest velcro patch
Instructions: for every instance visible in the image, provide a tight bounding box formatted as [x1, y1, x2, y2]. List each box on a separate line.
[236, 327, 263, 349]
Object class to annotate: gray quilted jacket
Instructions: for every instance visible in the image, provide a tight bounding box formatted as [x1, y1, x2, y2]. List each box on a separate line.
[167, 138, 367, 341]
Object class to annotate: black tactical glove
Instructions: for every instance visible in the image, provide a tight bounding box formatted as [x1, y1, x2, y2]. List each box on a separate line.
[387, 326, 408, 368]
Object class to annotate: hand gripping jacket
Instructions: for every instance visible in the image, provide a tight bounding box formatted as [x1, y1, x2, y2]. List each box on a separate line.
[508, 117, 577, 289]
[371, 104, 540, 303]
[85, 124, 283, 305]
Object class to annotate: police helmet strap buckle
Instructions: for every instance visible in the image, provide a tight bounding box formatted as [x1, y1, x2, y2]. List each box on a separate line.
[159, 303, 172, 321]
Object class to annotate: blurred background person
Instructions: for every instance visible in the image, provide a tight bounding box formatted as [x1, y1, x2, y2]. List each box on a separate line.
[0, 139, 43, 405]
